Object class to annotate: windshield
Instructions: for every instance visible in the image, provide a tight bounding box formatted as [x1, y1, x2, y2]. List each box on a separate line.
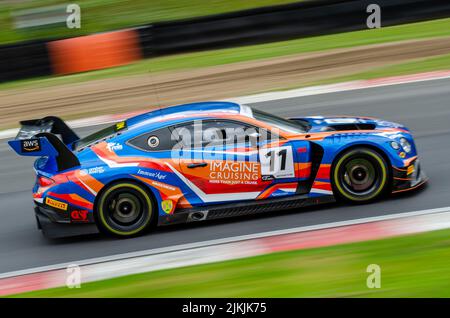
[252, 109, 309, 134]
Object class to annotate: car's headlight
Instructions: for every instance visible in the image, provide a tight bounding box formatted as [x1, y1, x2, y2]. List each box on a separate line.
[399, 137, 412, 153]
[390, 141, 400, 150]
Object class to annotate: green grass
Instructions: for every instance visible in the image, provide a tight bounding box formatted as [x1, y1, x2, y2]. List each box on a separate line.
[13, 228, 450, 298]
[1, 18, 449, 91]
[0, 0, 300, 44]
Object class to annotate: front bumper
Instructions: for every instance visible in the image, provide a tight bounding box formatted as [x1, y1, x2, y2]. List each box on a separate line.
[35, 205, 99, 238]
[392, 159, 428, 194]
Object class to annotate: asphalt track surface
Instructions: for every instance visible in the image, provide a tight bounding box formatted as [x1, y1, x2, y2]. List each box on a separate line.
[0, 78, 449, 274]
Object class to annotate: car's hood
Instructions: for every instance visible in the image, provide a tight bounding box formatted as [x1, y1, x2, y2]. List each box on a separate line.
[290, 116, 409, 133]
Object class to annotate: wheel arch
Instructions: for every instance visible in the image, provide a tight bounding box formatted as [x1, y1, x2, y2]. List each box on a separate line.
[93, 177, 159, 226]
[330, 143, 394, 198]
[331, 142, 393, 171]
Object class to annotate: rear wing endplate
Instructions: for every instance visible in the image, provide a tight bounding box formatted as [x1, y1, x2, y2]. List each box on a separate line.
[9, 120, 81, 172]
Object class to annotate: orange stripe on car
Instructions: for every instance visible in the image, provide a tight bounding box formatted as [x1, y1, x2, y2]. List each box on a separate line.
[76, 171, 104, 194]
[296, 162, 311, 178]
[316, 164, 331, 180]
[311, 181, 332, 191]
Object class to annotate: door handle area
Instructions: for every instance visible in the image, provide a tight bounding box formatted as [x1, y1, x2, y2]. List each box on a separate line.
[187, 162, 208, 169]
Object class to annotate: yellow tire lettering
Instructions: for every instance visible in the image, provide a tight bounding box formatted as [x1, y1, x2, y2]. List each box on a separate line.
[333, 150, 387, 202]
[98, 183, 152, 236]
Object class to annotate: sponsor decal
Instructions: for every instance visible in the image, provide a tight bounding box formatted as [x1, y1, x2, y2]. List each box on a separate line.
[21, 139, 41, 152]
[208, 161, 260, 185]
[45, 197, 68, 211]
[114, 121, 127, 132]
[261, 175, 274, 182]
[71, 210, 89, 222]
[80, 166, 105, 176]
[161, 200, 174, 214]
[137, 169, 167, 180]
[399, 152, 406, 158]
[271, 191, 290, 197]
[152, 180, 176, 191]
[407, 165, 415, 176]
[106, 142, 123, 152]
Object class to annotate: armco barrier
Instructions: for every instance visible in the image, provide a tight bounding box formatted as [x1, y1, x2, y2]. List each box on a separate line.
[1, 0, 450, 81]
[140, 0, 450, 56]
[0, 40, 52, 82]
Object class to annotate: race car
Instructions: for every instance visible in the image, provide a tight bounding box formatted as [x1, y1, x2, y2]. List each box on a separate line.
[8, 102, 427, 238]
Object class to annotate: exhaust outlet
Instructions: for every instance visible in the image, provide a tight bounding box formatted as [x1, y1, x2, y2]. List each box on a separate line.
[189, 211, 206, 221]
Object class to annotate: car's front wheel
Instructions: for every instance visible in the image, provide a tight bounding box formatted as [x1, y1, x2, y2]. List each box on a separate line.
[331, 147, 390, 203]
[96, 181, 155, 237]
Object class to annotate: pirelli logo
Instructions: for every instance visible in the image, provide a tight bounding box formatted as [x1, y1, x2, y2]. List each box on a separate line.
[45, 197, 68, 211]
[407, 165, 415, 175]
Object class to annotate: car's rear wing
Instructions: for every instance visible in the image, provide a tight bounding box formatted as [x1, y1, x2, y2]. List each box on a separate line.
[8, 117, 81, 172]
[16, 116, 79, 145]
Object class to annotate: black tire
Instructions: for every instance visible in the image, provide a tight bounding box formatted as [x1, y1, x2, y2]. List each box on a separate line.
[331, 147, 390, 203]
[95, 181, 155, 237]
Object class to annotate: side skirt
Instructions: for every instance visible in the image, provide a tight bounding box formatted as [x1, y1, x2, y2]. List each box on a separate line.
[158, 194, 336, 226]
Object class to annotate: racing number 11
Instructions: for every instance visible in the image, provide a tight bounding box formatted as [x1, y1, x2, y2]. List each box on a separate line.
[266, 149, 287, 172]
[260, 146, 295, 179]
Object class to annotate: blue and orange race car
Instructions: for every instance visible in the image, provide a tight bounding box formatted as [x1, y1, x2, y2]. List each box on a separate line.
[8, 102, 427, 238]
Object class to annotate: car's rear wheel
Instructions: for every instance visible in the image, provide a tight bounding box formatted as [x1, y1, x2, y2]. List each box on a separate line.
[96, 181, 155, 237]
[331, 147, 390, 203]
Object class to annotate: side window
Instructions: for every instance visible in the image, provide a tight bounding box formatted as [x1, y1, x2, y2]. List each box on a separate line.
[127, 127, 177, 151]
[202, 121, 251, 146]
[170, 120, 275, 148]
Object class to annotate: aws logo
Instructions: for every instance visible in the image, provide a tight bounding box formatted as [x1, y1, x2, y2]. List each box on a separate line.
[21, 139, 41, 152]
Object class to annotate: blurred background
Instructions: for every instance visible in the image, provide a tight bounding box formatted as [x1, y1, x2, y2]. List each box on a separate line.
[0, 0, 449, 130]
[1, 0, 300, 44]
[1, 0, 450, 297]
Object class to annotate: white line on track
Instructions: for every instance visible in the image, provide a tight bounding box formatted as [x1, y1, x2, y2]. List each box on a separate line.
[227, 72, 450, 104]
[1, 205, 449, 279]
